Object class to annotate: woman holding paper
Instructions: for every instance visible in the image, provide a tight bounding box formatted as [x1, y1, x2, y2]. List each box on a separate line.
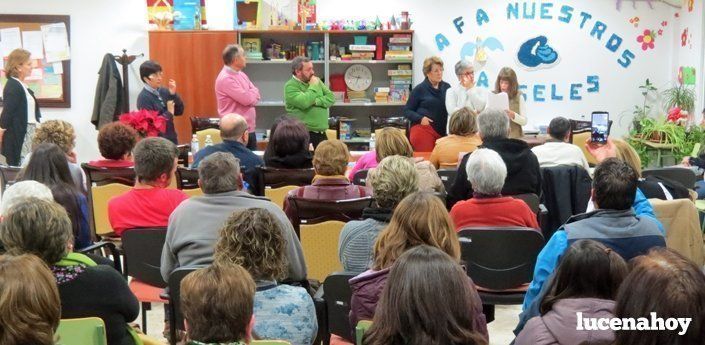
[0, 49, 41, 166]
[493, 67, 527, 138]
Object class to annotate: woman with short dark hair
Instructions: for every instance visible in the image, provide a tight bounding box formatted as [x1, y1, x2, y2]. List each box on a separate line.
[136, 60, 184, 144]
[263, 115, 312, 169]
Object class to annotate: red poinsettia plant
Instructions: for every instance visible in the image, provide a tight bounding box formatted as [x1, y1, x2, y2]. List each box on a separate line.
[666, 106, 688, 123]
[118, 109, 166, 137]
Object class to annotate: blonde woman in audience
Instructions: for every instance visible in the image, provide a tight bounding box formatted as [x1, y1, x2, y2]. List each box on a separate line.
[429, 107, 482, 169]
[30, 119, 85, 191]
[214, 208, 317, 345]
[365, 127, 444, 193]
[181, 263, 257, 345]
[349, 192, 487, 339]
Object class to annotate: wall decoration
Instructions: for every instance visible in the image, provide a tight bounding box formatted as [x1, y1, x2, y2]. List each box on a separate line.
[678, 67, 696, 86]
[460, 37, 504, 64]
[636, 30, 656, 50]
[688, 0, 694, 12]
[516, 36, 559, 69]
[616, 0, 682, 10]
[629, 16, 640, 27]
[681, 28, 688, 47]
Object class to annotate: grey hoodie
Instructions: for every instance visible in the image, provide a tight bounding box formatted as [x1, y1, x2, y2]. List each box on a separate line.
[515, 298, 616, 345]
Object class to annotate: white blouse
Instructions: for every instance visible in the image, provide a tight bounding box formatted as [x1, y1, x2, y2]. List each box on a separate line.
[12, 77, 36, 124]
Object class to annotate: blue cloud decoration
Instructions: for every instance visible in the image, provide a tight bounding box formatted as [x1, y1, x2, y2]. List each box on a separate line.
[517, 36, 559, 69]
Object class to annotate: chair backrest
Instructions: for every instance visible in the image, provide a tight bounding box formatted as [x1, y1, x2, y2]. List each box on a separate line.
[257, 166, 316, 193]
[90, 183, 132, 236]
[458, 227, 544, 290]
[691, 143, 702, 157]
[183, 188, 205, 198]
[352, 169, 369, 186]
[437, 169, 457, 192]
[56, 317, 107, 345]
[291, 197, 374, 226]
[355, 320, 373, 345]
[190, 116, 220, 134]
[265, 185, 299, 209]
[650, 198, 705, 266]
[323, 272, 357, 340]
[0, 164, 21, 194]
[176, 166, 199, 189]
[511, 193, 540, 215]
[300, 220, 347, 281]
[642, 167, 697, 189]
[167, 267, 200, 343]
[369, 116, 410, 139]
[176, 144, 190, 167]
[81, 163, 136, 187]
[122, 228, 168, 288]
[196, 128, 222, 147]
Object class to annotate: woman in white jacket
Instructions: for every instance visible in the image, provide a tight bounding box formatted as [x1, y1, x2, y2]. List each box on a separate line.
[445, 60, 487, 133]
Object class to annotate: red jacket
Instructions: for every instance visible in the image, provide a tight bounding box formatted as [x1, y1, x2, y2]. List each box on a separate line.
[450, 196, 539, 230]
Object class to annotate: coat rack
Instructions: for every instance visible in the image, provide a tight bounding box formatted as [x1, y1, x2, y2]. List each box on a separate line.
[114, 49, 144, 114]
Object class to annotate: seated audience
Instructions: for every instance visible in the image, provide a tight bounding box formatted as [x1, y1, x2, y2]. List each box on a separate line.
[0, 180, 53, 215]
[30, 119, 85, 191]
[263, 115, 313, 169]
[161, 152, 305, 282]
[214, 208, 317, 345]
[682, 146, 705, 198]
[108, 137, 188, 237]
[349, 192, 487, 338]
[18, 143, 92, 249]
[450, 148, 538, 230]
[284, 139, 370, 223]
[193, 113, 263, 193]
[339, 155, 419, 274]
[88, 122, 137, 168]
[448, 108, 541, 209]
[521, 158, 665, 320]
[429, 107, 482, 168]
[181, 263, 256, 345]
[613, 248, 705, 344]
[365, 127, 444, 193]
[0, 198, 139, 345]
[0, 254, 61, 345]
[515, 240, 628, 345]
[363, 245, 488, 345]
[530, 116, 589, 170]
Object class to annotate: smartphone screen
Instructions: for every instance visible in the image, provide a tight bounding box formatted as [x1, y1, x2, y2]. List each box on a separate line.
[591, 112, 609, 144]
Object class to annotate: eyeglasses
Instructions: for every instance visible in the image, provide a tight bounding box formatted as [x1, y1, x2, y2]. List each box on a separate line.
[149, 72, 164, 79]
[457, 71, 475, 77]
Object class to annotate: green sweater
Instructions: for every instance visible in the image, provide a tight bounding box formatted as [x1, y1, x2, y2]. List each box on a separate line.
[284, 77, 335, 132]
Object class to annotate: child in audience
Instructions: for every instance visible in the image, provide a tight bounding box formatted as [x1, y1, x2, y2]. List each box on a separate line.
[214, 208, 317, 345]
[613, 248, 705, 344]
[364, 245, 487, 345]
[0, 254, 61, 345]
[181, 263, 256, 345]
[515, 240, 628, 344]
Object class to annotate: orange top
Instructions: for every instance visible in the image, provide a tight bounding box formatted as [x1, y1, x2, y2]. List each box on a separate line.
[429, 134, 482, 169]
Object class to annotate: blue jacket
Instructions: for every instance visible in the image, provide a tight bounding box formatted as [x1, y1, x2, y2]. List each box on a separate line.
[521, 188, 665, 312]
[192, 140, 263, 193]
[136, 87, 184, 144]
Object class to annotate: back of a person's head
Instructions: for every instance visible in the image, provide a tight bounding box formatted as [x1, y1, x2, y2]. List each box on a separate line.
[0, 198, 72, 264]
[466, 148, 506, 196]
[449, 107, 478, 137]
[0, 181, 52, 216]
[32, 119, 75, 155]
[267, 116, 310, 156]
[373, 192, 460, 270]
[214, 208, 287, 281]
[547, 117, 571, 141]
[593, 158, 637, 210]
[364, 245, 487, 345]
[19, 143, 75, 188]
[133, 137, 177, 183]
[198, 152, 241, 194]
[313, 139, 349, 176]
[612, 139, 643, 177]
[376, 128, 413, 161]
[0, 254, 60, 345]
[540, 240, 628, 314]
[614, 248, 705, 345]
[477, 108, 509, 140]
[181, 263, 256, 344]
[369, 155, 419, 209]
[220, 113, 248, 140]
[97, 122, 137, 160]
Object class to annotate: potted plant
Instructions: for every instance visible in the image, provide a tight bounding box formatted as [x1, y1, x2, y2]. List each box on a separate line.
[663, 83, 696, 124]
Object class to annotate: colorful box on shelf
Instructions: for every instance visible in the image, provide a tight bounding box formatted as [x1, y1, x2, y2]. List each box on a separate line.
[349, 44, 376, 51]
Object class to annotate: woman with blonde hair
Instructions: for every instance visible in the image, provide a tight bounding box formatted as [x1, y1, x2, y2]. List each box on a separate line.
[429, 107, 483, 168]
[493, 67, 527, 138]
[348, 192, 488, 339]
[404, 56, 451, 151]
[0, 49, 41, 166]
[0, 254, 61, 345]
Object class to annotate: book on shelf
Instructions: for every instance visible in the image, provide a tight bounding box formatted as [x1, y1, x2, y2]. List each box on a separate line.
[388, 69, 413, 76]
[350, 98, 373, 103]
[388, 45, 411, 51]
[397, 64, 411, 70]
[374, 87, 390, 93]
[389, 36, 412, 44]
[347, 90, 367, 99]
[349, 44, 376, 51]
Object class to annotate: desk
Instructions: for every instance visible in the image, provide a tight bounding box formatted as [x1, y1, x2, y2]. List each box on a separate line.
[521, 134, 549, 148]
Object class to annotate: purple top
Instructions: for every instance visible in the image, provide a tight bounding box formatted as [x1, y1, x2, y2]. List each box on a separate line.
[348, 151, 378, 179]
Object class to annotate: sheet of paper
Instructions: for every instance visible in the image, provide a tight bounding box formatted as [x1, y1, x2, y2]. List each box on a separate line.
[41, 84, 62, 98]
[21, 31, 44, 59]
[44, 74, 61, 85]
[486, 91, 510, 111]
[52, 62, 63, 74]
[0, 27, 22, 58]
[41, 23, 70, 62]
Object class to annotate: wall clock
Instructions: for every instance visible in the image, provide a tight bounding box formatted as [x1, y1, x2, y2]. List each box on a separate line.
[344, 64, 373, 92]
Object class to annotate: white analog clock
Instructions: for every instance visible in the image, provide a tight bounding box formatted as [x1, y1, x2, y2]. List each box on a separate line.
[344, 64, 373, 92]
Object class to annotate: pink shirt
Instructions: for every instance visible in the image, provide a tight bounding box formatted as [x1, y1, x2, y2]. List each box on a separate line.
[215, 66, 261, 131]
[347, 151, 378, 179]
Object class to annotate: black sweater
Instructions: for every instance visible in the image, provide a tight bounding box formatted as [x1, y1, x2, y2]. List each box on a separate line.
[136, 87, 184, 144]
[403, 78, 451, 136]
[0, 77, 41, 165]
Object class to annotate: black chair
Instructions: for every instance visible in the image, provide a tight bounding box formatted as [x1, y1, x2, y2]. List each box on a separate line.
[437, 169, 457, 193]
[369, 115, 410, 139]
[351, 169, 369, 186]
[122, 228, 167, 334]
[175, 166, 199, 189]
[167, 267, 200, 345]
[289, 196, 374, 235]
[313, 272, 357, 344]
[176, 144, 190, 167]
[642, 167, 697, 189]
[81, 163, 136, 187]
[458, 227, 544, 321]
[77, 241, 123, 274]
[190, 116, 220, 134]
[256, 166, 316, 196]
[511, 193, 548, 229]
[0, 164, 22, 194]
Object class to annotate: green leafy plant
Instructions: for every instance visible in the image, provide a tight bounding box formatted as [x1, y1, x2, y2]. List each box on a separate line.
[627, 79, 658, 132]
[663, 84, 696, 113]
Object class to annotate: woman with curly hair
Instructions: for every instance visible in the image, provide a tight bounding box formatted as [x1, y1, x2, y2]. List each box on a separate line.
[88, 122, 137, 168]
[214, 208, 317, 345]
[29, 119, 84, 191]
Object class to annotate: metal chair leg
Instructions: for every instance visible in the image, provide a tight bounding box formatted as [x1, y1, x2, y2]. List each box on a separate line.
[141, 302, 151, 334]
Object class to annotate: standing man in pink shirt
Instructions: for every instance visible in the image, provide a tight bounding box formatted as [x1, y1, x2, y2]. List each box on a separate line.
[215, 44, 261, 150]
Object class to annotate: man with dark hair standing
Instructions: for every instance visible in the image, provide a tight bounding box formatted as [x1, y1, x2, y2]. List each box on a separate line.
[284, 56, 335, 148]
[215, 44, 261, 150]
[136, 60, 184, 144]
[531, 116, 589, 170]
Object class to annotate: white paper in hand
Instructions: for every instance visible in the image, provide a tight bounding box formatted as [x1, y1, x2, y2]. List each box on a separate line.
[486, 92, 509, 111]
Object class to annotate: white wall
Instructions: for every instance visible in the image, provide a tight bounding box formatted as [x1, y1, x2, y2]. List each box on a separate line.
[670, 0, 704, 115]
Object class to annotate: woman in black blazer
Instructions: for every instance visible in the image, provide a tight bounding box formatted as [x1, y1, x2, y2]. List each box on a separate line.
[136, 60, 184, 144]
[0, 49, 41, 166]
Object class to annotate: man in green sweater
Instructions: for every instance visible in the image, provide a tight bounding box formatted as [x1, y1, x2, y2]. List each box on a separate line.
[284, 56, 335, 148]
